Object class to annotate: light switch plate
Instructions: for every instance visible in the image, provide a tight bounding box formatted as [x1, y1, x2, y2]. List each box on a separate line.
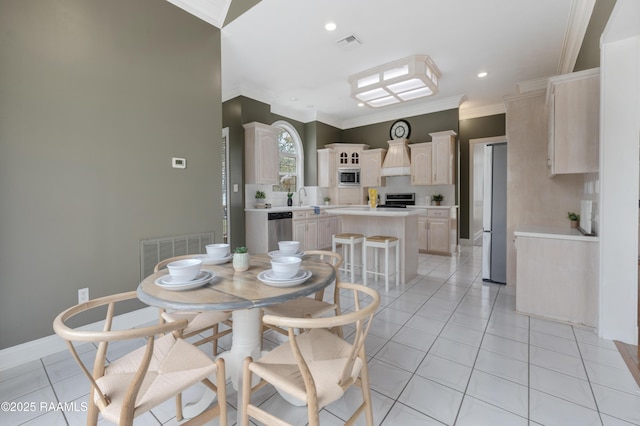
[172, 157, 186, 169]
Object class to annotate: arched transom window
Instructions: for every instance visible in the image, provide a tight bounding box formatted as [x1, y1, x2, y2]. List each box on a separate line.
[272, 120, 304, 194]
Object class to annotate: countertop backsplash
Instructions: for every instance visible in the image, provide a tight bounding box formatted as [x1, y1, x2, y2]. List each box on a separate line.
[377, 175, 456, 206]
[245, 184, 326, 207]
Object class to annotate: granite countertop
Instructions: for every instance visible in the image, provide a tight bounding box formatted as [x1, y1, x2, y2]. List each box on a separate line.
[514, 225, 599, 242]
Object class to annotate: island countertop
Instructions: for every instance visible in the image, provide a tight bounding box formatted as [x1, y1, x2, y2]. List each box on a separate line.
[327, 206, 420, 217]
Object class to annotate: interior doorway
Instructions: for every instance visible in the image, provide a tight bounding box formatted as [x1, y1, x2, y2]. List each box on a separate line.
[469, 136, 507, 246]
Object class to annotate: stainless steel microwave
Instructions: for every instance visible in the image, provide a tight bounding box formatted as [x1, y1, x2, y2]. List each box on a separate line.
[338, 168, 360, 186]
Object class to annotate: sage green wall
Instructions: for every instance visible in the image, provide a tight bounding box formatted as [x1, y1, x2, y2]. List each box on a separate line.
[222, 97, 311, 247]
[574, 0, 617, 71]
[458, 114, 507, 239]
[0, 0, 223, 349]
[341, 110, 459, 148]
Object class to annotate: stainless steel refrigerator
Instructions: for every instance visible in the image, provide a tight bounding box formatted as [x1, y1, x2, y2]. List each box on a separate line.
[482, 143, 507, 284]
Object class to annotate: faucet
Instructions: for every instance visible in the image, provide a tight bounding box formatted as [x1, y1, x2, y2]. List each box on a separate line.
[297, 187, 307, 207]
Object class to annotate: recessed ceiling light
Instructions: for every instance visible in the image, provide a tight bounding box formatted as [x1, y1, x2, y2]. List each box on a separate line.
[325, 22, 337, 31]
[477, 71, 488, 78]
[357, 102, 365, 107]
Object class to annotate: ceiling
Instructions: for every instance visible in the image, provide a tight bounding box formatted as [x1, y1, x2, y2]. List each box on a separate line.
[170, 0, 596, 129]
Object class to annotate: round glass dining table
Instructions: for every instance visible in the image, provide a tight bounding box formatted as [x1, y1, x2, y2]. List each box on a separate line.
[136, 253, 336, 417]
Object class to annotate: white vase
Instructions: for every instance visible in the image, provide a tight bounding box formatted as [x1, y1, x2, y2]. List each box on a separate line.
[233, 253, 250, 272]
[324, 201, 330, 205]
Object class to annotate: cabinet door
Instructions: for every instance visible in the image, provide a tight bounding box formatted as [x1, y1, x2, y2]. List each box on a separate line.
[418, 216, 428, 251]
[293, 220, 308, 251]
[432, 138, 453, 184]
[317, 149, 336, 187]
[410, 145, 432, 185]
[361, 150, 385, 188]
[244, 122, 280, 184]
[427, 218, 450, 254]
[549, 72, 599, 175]
[317, 217, 330, 249]
[305, 220, 318, 250]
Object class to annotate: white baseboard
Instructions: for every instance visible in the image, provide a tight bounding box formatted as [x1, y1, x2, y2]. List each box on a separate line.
[0, 307, 158, 372]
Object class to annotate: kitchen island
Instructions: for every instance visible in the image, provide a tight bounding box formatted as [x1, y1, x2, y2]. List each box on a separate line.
[328, 207, 419, 285]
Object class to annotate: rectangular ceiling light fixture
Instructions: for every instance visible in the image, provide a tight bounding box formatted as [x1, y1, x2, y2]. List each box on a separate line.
[349, 55, 440, 107]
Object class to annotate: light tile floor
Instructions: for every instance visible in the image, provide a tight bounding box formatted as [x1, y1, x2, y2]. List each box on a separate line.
[2, 246, 640, 425]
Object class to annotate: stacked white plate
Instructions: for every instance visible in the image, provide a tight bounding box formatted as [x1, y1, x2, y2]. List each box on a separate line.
[268, 250, 304, 259]
[257, 269, 312, 287]
[193, 254, 233, 265]
[155, 271, 215, 291]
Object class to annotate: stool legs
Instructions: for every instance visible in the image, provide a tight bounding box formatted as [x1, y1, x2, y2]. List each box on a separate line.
[332, 234, 363, 283]
[363, 243, 367, 287]
[363, 237, 400, 292]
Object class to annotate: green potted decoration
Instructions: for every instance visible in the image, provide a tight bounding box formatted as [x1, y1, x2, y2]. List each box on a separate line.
[323, 196, 331, 206]
[567, 212, 580, 228]
[233, 246, 250, 271]
[255, 190, 266, 205]
[287, 192, 294, 206]
[432, 194, 444, 206]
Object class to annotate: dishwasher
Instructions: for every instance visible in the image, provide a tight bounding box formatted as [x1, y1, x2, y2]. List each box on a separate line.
[267, 211, 293, 252]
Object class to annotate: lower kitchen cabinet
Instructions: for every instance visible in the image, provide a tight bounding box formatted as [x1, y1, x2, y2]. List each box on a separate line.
[317, 215, 339, 249]
[293, 218, 317, 252]
[292, 210, 339, 251]
[515, 229, 598, 327]
[420, 207, 457, 255]
[418, 216, 428, 252]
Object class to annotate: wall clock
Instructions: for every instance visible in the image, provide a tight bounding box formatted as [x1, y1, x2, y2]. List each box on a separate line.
[390, 119, 411, 139]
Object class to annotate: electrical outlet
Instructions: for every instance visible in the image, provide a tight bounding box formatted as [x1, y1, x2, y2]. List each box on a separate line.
[78, 288, 89, 304]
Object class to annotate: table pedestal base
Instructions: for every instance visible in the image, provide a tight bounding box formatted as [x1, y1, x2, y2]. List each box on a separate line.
[183, 308, 263, 419]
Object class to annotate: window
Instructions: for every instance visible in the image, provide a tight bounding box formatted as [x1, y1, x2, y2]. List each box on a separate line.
[272, 121, 303, 194]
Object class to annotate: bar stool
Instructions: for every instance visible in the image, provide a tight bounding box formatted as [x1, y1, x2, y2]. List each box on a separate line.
[363, 235, 400, 292]
[332, 233, 365, 282]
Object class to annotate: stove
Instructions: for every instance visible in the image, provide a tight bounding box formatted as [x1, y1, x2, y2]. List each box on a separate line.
[377, 193, 415, 208]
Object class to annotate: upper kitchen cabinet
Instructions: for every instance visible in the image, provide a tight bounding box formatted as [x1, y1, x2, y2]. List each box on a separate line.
[361, 149, 387, 188]
[317, 148, 336, 188]
[546, 68, 600, 176]
[243, 122, 280, 184]
[409, 142, 432, 185]
[326, 143, 370, 167]
[409, 130, 456, 185]
[431, 130, 456, 185]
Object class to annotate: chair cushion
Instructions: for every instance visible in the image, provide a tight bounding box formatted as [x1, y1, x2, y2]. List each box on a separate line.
[262, 298, 337, 319]
[95, 334, 217, 423]
[162, 310, 231, 335]
[249, 328, 362, 408]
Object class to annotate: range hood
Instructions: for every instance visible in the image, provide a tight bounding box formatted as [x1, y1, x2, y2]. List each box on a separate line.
[381, 139, 411, 176]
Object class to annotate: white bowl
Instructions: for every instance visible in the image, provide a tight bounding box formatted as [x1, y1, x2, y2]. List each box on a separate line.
[205, 243, 230, 259]
[167, 258, 202, 282]
[278, 241, 300, 254]
[270, 256, 302, 279]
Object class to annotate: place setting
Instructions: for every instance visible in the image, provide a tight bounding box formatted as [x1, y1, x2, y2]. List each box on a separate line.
[258, 255, 312, 287]
[193, 243, 234, 265]
[268, 240, 304, 258]
[155, 258, 216, 291]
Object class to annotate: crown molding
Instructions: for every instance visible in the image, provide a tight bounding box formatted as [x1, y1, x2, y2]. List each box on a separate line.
[165, 0, 231, 28]
[558, 0, 596, 74]
[459, 103, 506, 120]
